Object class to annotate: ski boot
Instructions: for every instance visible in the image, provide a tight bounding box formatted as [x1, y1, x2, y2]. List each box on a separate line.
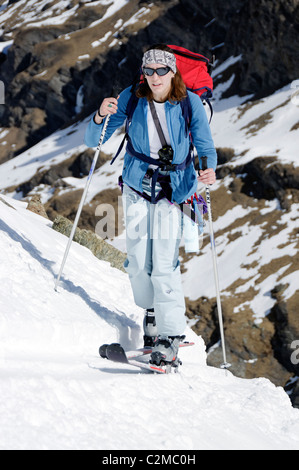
[150, 335, 184, 368]
[143, 308, 158, 348]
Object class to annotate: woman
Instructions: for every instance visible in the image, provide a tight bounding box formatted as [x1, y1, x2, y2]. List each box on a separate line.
[84, 44, 217, 368]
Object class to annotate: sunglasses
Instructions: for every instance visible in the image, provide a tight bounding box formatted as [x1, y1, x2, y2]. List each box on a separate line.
[143, 66, 171, 77]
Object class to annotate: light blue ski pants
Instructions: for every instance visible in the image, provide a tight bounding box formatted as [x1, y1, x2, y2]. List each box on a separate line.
[122, 184, 186, 336]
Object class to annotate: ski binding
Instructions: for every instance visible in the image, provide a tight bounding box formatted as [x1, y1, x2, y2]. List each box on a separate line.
[99, 341, 194, 374]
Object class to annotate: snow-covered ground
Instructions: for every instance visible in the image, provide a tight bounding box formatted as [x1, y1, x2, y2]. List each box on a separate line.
[0, 194, 299, 450]
[211, 81, 299, 167]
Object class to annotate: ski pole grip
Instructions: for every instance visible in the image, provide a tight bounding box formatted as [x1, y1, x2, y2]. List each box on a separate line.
[111, 84, 121, 99]
[201, 156, 208, 171]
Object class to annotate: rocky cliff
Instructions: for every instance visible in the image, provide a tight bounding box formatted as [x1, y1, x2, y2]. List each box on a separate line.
[0, 0, 298, 162]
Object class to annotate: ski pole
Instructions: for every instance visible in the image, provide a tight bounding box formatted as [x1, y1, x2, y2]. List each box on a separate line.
[201, 156, 230, 371]
[54, 90, 118, 292]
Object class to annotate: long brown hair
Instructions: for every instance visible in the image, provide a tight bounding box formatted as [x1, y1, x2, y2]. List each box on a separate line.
[136, 44, 187, 103]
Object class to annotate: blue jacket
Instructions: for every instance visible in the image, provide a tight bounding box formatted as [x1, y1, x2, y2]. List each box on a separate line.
[84, 87, 217, 204]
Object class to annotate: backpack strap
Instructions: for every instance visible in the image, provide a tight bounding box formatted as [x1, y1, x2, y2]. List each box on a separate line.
[149, 101, 168, 148]
[111, 92, 192, 166]
[180, 93, 192, 136]
[110, 92, 138, 165]
[125, 92, 139, 132]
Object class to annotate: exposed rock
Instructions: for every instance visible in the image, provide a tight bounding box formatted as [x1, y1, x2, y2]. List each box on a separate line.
[26, 194, 49, 219]
[216, 147, 236, 166]
[186, 295, 290, 387]
[291, 380, 299, 408]
[0, 196, 16, 210]
[234, 157, 299, 209]
[45, 186, 123, 237]
[16, 148, 110, 197]
[225, 0, 299, 98]
[52, 214, 126, 273]
[1, 0, 298, 161]
[269, 288, 299, 406]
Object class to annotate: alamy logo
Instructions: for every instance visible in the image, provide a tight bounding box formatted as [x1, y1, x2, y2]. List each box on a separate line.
[0, 80, 4, 104]
[290, 340, 299, 365]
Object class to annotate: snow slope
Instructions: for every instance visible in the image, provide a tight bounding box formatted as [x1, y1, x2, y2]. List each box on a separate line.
[0, 194, 299, 450]
[211, 81, 299, 167]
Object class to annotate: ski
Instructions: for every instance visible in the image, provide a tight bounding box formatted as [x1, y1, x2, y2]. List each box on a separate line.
[99, 340, 194, 361]
[99, 341, 194, 374]
[100, 342, 170, 374]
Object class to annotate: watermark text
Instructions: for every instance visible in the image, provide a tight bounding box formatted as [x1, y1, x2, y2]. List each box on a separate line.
[94, 196, 204, 250]
[0, 80, 4, 104]
[290, 340, 299, 365]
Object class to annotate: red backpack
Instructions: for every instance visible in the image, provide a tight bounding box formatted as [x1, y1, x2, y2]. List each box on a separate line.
[168, 44, 214, 119]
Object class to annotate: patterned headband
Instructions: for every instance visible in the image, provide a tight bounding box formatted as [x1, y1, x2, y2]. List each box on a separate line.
[142, 49, 177, 73]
